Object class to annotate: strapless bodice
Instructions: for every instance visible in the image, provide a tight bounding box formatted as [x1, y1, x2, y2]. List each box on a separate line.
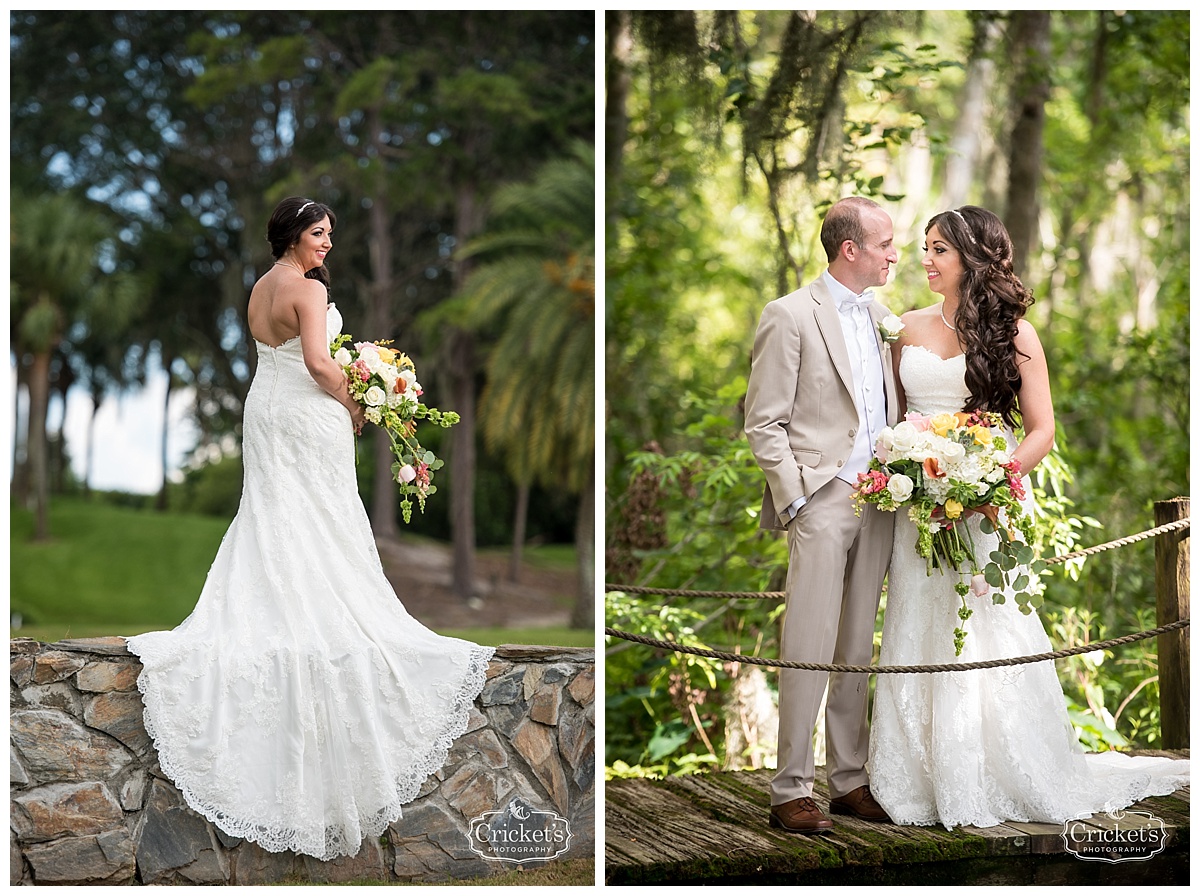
[899, 344, 970, 416]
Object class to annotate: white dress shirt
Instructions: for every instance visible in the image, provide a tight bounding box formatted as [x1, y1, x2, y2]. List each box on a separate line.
[784, 271, 887, 523]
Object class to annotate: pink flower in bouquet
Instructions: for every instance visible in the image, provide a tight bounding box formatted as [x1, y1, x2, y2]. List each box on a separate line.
[905, 411, 932, 432]
[970, 574, 990, 597]
[1005, 460, 1026, 500]
[856, 469, 889, 495]
[351, 360, 370, 381]
[396, 464, 417, 483]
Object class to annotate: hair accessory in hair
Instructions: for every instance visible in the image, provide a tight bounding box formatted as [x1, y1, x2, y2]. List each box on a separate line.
[295, 200, 314, 218]
[949, 208, 977, 244]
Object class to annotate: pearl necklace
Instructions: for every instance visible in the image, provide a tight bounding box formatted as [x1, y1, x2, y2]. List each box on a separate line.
[939, 302, 957, 332]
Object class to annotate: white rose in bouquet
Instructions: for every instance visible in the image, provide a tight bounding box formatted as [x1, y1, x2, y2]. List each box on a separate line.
[888, 421, 920, 456]
[937, 440, 967, 465]
[333, 346, 352, 367]
[364, 385, 386, 407]
[886, 473, 914, 502]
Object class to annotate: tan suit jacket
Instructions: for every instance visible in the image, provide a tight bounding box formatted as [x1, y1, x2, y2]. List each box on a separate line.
[744, 275, 900, 529]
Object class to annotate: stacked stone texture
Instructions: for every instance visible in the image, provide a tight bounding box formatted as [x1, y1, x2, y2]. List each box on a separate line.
[10, 637, 594, 885]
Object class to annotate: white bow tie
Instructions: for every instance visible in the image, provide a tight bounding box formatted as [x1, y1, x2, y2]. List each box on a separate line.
[837, 289, 874, 311]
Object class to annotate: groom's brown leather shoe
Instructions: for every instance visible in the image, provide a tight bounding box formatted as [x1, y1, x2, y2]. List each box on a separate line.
[829, 785, 891, 822]
[769, 797, 834, 834]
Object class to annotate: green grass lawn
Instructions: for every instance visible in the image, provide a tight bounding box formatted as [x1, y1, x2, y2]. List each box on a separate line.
[11, 497, 230, 640]
[10, 497, 591, 649]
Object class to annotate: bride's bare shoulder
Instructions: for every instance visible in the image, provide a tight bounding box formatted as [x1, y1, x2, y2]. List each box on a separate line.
[899, 304, 940, 334]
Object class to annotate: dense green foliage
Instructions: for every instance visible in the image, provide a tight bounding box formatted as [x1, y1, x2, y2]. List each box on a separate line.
[605, 10, 1188, 774]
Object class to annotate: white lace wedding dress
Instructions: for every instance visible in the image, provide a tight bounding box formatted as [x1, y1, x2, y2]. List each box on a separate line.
[126, 302, 495, 860]
[868, 344, 1188, 829]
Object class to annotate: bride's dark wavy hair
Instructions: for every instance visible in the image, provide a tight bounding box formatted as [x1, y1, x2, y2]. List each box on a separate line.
[926, 205, 1035, 429]
[266, 196, 336, 292]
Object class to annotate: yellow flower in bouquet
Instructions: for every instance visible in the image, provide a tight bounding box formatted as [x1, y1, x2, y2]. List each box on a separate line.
[929, 413, 957, 437]
[968, 425, 993, 446]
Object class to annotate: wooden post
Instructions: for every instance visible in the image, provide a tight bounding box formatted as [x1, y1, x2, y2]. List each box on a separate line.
[1154, 497, 1189, 749]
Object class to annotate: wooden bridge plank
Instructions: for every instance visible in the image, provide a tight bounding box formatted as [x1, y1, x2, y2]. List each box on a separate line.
[1000, 820, 1080, 855]
[606, 756, 1190, 884]
[958, 822, 1041, 856]
[604, 777, 830, 882]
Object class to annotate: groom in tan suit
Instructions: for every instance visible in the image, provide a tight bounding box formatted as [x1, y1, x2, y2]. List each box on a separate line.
[744, 197, 900, 833]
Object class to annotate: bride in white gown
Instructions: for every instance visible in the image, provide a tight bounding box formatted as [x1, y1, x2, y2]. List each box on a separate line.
[126, 197, 495, 860]
[868, 206, 1188, 829]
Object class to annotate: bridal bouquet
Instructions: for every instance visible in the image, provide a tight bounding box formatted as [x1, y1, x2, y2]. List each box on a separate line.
[851, 410, 1046, 655]
[330, 333, 460, 523]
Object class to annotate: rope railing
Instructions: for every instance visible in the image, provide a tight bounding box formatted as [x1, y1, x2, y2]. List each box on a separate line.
[603, 619, 1189, 674]
[604, 517, 1190, 674]
[604, 518, 1190, 601]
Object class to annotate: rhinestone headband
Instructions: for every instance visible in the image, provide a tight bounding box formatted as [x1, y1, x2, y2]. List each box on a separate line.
[295, 200, 314, 218]
[949, 208, 977, 244]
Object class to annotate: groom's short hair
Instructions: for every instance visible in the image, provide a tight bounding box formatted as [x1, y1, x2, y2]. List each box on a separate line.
[821, 197, 883, 262]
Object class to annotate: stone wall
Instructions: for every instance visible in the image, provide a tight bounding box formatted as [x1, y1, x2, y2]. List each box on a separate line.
[9, 637, 594, 885]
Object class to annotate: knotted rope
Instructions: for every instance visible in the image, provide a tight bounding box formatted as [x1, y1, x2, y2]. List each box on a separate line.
[604, 518, 1189, 600]
[603, 619, 1189, 674]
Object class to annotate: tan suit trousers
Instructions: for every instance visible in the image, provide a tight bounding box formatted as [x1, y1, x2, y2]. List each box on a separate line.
[770, 477, 893, 804]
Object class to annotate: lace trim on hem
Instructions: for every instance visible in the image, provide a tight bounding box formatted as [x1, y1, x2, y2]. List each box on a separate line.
[125, 637, 497, 861]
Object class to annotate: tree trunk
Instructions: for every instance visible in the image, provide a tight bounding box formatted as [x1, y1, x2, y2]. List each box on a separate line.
[156, 355, 173, 511]
[605, 11, 633, 181]
[12, 356, 27, 502]
[448, 180, 485, 601]
[1003, 11, 1052, 279]
[508, 480, 530, 583]
[28, 349, 52, 540]
[84, 386, 101, 500]
[944, 13, 1001, 208]
[367, 108, 399, 539]
[569, 466, 595, 630]
[448, 329, 477, 600]
[49, 357, 73, 495]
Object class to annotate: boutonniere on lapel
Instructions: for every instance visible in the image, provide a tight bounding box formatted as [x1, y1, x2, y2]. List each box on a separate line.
[878, 314, 904, 345]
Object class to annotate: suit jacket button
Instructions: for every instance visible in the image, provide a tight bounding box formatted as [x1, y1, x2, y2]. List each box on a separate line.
[837, 460, 844, 467]
[849, 429, 856, 438]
